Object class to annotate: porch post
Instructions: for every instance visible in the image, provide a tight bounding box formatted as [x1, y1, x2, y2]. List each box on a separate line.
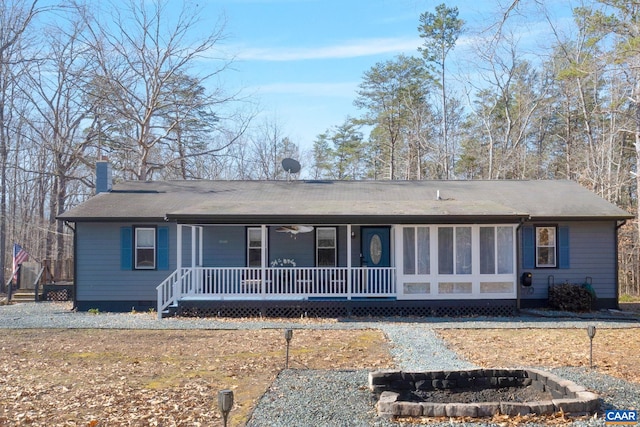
[191, 226, 197, 268]
[347, 224, 352, 300]
[261, 225, 267, 298]
[174, 224, 183, 304]
[198, 226, 203, 266]
[191, 226, 197, 294]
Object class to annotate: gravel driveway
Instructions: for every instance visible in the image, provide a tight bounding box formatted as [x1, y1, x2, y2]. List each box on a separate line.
[1, 302, 639, 426]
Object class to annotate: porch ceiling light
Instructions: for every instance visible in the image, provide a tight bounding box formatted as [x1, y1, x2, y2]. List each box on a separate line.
[275, 225, 314, 234]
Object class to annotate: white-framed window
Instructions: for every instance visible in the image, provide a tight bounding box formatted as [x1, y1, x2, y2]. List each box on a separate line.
[135, 227, 156, 269]
[247, 228, 263, 267]
[438, 226, 472, 274]
[402, 226, 430, 275]
[479, 226, 514, 274]
[316, 227, 336, 266]
[536, 226, 557, 267]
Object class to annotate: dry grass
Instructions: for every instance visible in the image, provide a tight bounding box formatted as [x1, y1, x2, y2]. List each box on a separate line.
[0, 328, 393, 426]
[437, 328, 640, 384]
[1, 322, 639, 426]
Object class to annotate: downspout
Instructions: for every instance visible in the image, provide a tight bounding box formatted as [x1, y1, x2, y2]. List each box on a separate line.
[615, 220, 627, 310]
[515, 216, 529, 313]
[64, 221, 77, 310]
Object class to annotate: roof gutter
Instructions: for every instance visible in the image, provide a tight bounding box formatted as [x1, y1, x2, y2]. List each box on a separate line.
[164, 213, 531, 225]
[615, 219, 628, 309]
[63, 221, 77, 311]
[515, 216, 530, 313]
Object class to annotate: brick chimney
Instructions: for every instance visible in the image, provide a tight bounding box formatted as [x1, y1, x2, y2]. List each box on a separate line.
[95, 159, 112, 194]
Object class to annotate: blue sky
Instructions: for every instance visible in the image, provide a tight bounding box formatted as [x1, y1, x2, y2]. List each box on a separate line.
[204, 0, 574, 152]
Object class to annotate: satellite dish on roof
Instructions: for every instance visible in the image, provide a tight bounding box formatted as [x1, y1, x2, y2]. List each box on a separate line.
[281, 158, 301, 174]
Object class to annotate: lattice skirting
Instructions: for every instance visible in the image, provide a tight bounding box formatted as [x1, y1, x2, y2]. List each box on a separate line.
[175, 299, 516, 318]
[42, 284, 75, 302]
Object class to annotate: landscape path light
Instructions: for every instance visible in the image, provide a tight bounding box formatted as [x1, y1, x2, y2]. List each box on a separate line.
[284, 329, 293, 369]
[587, 325, 596, 369]
[218, 389, 234, 427]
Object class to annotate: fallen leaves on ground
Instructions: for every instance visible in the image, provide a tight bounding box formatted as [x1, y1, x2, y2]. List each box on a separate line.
[397, 410, 597, 426]
[0, 328, 393, 426]
[436, 327, 640, 384]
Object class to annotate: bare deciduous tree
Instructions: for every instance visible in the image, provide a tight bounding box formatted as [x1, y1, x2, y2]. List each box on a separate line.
[82, 0, 237, 181]
[0, 0, 41, 287]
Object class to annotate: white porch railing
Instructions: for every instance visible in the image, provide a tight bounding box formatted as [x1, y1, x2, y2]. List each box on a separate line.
[156, 266, 396, 318]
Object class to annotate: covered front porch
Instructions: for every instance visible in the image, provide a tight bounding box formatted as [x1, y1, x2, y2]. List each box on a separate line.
[156, 222, 520, 318]
[157, 265, 396, 307]
[156, 223, 397, 316]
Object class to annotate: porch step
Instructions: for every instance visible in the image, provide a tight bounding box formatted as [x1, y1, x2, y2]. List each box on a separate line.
[10, 289, 41, 303]
[160, 305, 179, 318]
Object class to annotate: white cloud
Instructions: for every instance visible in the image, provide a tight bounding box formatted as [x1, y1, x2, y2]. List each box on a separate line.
[235, 37, 421, 61]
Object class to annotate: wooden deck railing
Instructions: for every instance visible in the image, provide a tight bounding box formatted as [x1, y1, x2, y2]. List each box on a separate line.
[156, 266, 396, 318]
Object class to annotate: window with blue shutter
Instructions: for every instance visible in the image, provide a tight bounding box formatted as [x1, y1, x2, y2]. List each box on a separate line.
[157, 227, 169, 270]
[120, 227, 133, 270]
[121, 226, 169, 270]
[522, 226, 535, 269]
[558, 226, 570, 269]
[523, 225, 569, 269]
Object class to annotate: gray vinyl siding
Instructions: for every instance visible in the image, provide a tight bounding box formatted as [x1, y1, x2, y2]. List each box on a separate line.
[520, 221, 618, 300]
[204, 226, 245, 266]
[200, 225, 352, 268]
[269, 227, 315, 266]
[75, 222, 175, 302]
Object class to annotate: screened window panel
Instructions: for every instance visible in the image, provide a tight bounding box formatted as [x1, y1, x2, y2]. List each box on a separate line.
[417, 227, 430, 274]
[497, 226, 514, 274]
[403, 228, 415, 275]
[456, 227, 472, 274]
[438, 227, 453, 274]
[480, 227, 495, 274]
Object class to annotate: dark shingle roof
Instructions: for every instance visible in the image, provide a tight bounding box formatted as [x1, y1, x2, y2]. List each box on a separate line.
[58, 179, 632, 223]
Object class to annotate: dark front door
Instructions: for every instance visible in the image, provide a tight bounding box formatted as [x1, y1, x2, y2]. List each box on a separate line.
[361, 227, 390, 267]
[360, 227, 391, 294]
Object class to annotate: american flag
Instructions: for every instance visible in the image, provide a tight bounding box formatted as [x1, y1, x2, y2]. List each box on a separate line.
[12, 243, 29, 282]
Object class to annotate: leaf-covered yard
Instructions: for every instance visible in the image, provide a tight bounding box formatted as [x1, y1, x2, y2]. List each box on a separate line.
[0, 321, 638, 426]
[0, 329, 392, 426]
[437, 327, 640, 384]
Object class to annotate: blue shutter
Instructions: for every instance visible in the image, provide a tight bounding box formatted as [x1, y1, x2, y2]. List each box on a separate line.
[522, 226, 535, 269]
[120, 227, 133, 270]
[157, 226, 170, 270]
[558, 226, 570, 269]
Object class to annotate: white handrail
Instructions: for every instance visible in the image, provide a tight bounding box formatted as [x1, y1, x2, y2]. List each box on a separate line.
[157, 266, 396, 317]
[156, 268, 191, 319]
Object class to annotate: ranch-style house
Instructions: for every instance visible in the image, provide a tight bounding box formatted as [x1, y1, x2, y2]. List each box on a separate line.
[58, 161, 633, 318]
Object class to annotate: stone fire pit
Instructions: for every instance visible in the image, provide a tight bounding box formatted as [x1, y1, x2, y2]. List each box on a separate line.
[369, 368, 599, 419]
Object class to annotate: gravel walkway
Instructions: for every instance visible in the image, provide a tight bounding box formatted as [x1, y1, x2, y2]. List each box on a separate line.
[1, 302, 639, 426]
